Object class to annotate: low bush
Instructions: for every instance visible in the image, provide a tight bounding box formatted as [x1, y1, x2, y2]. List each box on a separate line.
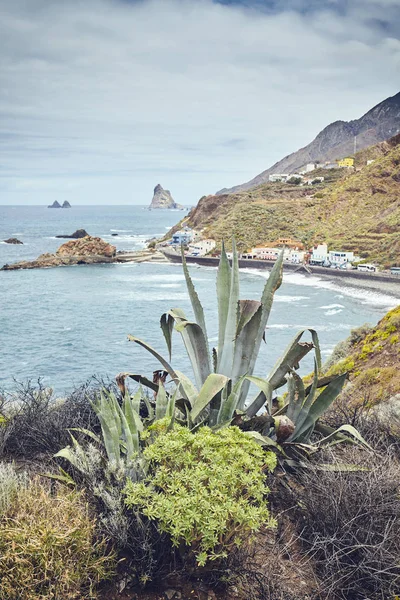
[0, 479, 115, 600]
[124, 423, 277, 568]
[295, 450, 400, 600]
[0, 378, 116, 459]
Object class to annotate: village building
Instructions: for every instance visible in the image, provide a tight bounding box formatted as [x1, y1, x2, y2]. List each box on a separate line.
[188, 239, 216, 256]
[171, 227, 193, 245]
[337, 157, 355, 168]
[310, 243, 329, 265]
[329, 250, 355, 266]
[268, 174, 290, 182]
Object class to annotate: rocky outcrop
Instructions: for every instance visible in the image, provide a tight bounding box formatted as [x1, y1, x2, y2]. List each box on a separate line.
[4, 238, 23, 244]
[149, 184, 182, 209]
[1, 236, 116, 271]
[55, 229, 89, 239]
[62, 201, 71, 208]
[48, 201, 62, 208]
[218, 91, 400, 195]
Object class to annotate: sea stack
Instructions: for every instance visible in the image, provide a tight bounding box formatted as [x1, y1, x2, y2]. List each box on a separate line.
[48, 200, 62, 208]
[62, 200, 71, 208]
[149, 184, 182, 209]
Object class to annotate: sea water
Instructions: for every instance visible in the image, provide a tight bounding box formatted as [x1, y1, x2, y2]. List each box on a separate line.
[1, 205, 399, 394]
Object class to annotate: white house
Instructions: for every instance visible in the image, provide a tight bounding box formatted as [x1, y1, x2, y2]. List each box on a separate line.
[188, 239, 216, 256]
[289, 250, 306, 263]
[310, 244, 328, 265]
[329, 250, 354, 266]
[268, 174, 290, 183]
[171, 227, 193, 245]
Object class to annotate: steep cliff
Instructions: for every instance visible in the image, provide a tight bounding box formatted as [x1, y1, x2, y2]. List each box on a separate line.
[218, 91, 400, 195]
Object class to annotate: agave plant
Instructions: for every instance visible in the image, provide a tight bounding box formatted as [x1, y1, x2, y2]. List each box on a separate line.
[120, 241, 359, 449]
[54, 386, 175, 483]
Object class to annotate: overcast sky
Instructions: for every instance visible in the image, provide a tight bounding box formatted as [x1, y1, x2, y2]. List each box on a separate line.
[0, 0, 399, 205]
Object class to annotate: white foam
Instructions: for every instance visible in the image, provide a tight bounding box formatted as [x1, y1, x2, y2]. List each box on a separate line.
[320, 303, 345, 309]
[325, 308, 343, 316]
[110, 229, 132, 232]
[275, 295, 309, 303]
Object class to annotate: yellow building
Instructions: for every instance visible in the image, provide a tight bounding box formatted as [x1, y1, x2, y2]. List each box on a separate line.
[337, 157, 354, 168]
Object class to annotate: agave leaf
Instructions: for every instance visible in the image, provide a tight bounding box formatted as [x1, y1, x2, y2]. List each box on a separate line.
[217, 376, 246, 424]
[181, 248, 209, 345]
[69, 427, 102, 445]
[174, 370, 198, 407]
[143, 395, 155, 420]
[247, 251, 284, 374]
[315, 463, 370, 472]
[160, 313, 175, 360]
[124, 395, 143, 451]
[286, 370, 306, 423]
[190, 373, 230, 422]
[54, 446, 80, 467]
[46, 469, 77, 486]
[236, 300, 262, 338]
[245, 375, 273, 417]
[216, 240, 231, 367]
[268, 330, 317, 390]
[115, 400, 137, 458]
[155, 384, 168, 420]
[91, 397, 121, 463]
[130, 388, 142, 415]
[217, 239, 239, 376]
[244, 430, 283, 451]
[119, 373, 159, 394]
[127, 336, 178, 382]
[231, 304, 263, 390]
[316, 424, 373, 450]
[170, 310, 211, 389]
[290, 373, 348, 442]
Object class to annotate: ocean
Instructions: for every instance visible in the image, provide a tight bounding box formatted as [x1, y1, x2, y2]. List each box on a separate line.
[1, 205, 399, 394]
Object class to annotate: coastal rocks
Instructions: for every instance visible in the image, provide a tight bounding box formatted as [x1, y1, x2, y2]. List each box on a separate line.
[48, 200, 71, 208]
[1, 236, 116, 271]
[149, 184, 182, 209]
[4, 238, 23, 244]
[55, 229, 89, 239]
[56, 236, 116, 259]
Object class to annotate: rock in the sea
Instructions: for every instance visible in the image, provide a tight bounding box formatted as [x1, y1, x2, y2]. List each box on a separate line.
[149, 184, 182, 209]
[48, 200, 62, 208]
[62, 200, 71, 208]
[1, 236, 116, 271]
[4, 238, 23, 244]
[55, 229, 89, 239]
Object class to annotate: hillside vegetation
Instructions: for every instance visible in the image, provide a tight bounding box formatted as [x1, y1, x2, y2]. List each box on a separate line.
[184, 134, 400, 266]
[324, 305, 400, 415]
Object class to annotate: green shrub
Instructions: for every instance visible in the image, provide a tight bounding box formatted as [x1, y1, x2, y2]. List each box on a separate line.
[0, 480, 115, 600]
[0, 462, 27, 517]
[124, 424, 276, 567]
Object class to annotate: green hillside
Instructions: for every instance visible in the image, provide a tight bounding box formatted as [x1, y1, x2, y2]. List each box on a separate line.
[181, 134, 400, 267]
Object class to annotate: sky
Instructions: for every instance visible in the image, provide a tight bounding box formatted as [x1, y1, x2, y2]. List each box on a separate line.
[0, 0, 399, 206]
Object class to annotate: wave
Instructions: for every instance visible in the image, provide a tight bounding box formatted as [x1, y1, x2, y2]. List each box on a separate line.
[325, 308, 343, 316]
[275, 295, 309, 303]
[320, 303, 345, 309]
[110, 229, 132, 232]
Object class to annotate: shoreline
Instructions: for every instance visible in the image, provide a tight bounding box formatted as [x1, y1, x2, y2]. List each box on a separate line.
[160, 248, 400, 300]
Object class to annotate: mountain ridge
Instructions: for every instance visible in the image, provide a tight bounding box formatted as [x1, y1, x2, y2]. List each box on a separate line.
[217, 91, 400, 195]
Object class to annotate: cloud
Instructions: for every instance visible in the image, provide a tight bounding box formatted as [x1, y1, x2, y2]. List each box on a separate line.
[0, 0, 399, 204]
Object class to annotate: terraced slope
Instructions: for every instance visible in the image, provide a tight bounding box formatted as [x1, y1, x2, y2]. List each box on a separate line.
[182, 134, 400, 266]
